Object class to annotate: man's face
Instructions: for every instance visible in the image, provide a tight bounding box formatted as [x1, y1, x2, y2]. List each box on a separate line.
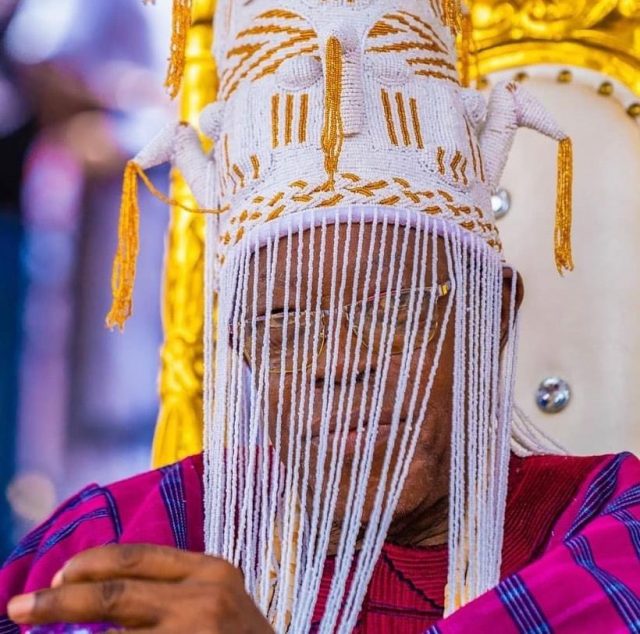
[242, 222, 519, 545]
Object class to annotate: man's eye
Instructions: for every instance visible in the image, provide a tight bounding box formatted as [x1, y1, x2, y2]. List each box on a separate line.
[276, 55, 323, 90]
[268, 327, 285, 348]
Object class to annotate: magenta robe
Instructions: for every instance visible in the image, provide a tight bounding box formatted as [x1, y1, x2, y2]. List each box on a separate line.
[1, 452, 639, 633]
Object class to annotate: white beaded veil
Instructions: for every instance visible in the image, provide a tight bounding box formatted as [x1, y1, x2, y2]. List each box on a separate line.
[203, 205, 517, 628]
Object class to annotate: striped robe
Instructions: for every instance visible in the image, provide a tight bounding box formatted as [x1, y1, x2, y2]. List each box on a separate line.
[1, 452, 639, 633]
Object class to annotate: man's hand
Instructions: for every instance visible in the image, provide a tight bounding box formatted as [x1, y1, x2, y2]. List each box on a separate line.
[7, 544, 275, 633]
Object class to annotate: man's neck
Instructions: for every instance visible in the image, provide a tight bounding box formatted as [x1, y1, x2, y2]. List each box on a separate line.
[386, 494, 449, 548]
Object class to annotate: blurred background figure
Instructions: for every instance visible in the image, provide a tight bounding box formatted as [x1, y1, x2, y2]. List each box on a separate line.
[0, 0, 175, 560]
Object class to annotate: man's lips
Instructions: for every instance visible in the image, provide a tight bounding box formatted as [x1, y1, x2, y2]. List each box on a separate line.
[310, 417, 405, 441]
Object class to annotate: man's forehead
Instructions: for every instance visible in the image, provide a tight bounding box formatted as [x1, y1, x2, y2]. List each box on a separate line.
[244, 225, 447, 307]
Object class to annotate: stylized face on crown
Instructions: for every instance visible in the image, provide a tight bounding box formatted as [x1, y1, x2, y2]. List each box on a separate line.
[210, 0, 497, 255]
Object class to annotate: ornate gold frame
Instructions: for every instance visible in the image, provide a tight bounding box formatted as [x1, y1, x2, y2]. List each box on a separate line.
[472, 1, 640, 94]
[152, 0, 640, 467]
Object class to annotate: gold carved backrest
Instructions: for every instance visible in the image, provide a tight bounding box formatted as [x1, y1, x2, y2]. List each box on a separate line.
[473, 1, 640, 456]
[152, 0, 216, 467]
[152, 0, 640, 467]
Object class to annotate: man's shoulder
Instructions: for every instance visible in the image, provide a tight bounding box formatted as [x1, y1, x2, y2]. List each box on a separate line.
[509, 451, 639, 512]
[103, 452, 204, 511]
[0, 454, 205, 610]
[511, 451, 638, 486]
[502, 452, 637, 573]
[36, 451, 204, 550]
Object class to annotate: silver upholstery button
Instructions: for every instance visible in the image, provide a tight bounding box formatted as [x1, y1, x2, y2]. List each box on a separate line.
[491, 188, 511, 219]
[536, 377, 571, 414]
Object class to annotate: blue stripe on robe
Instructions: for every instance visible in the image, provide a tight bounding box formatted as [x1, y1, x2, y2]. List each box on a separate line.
[4, 487, 105, 566]
[159, 463, 188, 551]
[612, 509, 640, 559]
[34, 509, 112, 562]
[496, 574, 552, 634]
[0, 616, 19, 633]
[566, 534, 640, 632]
[605, 485, 640, 515]
[565, 453, 628, 540]
[100, 487, 122, 540]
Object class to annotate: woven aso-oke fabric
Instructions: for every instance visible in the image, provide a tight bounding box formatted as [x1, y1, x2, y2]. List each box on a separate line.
[5, 453, 640, 632]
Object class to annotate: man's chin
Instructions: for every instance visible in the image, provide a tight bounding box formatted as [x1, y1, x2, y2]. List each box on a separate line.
[331, 459, 428, 525]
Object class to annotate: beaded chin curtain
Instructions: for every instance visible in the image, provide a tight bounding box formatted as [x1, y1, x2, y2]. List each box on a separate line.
[108, 0, 582, 627]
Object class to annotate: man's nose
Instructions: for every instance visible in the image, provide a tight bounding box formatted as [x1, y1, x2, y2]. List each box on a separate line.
[322, 30, 365, 137]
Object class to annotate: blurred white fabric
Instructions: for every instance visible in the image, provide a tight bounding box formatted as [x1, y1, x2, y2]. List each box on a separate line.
[494, 68, 640, 456]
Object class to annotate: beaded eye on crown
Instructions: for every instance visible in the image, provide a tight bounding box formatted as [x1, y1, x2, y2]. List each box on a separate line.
[367, 56, 412, 87]
[276, 55, 323, 91]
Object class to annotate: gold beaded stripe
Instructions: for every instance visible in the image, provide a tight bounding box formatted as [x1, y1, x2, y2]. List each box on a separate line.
[219, 10, 319, 100]
[381, 90, 429, 149]
[216, 173, 502, 259]
[269, 93, 310, 148]
[366, 12, 459, 84]
[165, 0, 193, 98]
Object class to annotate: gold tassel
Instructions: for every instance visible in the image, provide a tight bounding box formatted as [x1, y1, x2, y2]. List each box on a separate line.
[442, 0, 463, 33]
[106, 160, 223, 330]
[165, 0, 193, 99]
[321, 36, 345, 190]
[106, 161, 141, 331]
[555, 137, 574, 274]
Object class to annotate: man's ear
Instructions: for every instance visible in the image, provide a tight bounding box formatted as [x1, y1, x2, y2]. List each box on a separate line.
[500, 266, 525, 349]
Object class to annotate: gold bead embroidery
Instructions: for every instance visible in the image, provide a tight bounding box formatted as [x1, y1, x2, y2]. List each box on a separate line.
[409, 98, 425, 150]
[271, 94, 280, 148]
[381, 89, 399, 146]
[437, 147, 446, 175]
[395, 92, 411, 146]
[464, 119, 478, 178]
[450, 150, 463, 182]
[321, 36, 345, 189]
[555, 137, 574, 274]
[164, 0, 192, 99]
[250, 154, 260, 180]
[299, 93, 309, 143]
[268, 191, 285, 206]
[317, 193, 345, 207]
[233, 164, 245, 189]
[285, 93, 294, 145]
[266, 204, 286, 221]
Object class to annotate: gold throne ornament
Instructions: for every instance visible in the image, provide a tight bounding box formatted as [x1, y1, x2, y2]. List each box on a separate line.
[472, 0, 640, 94]
[152, 0, 640, 467]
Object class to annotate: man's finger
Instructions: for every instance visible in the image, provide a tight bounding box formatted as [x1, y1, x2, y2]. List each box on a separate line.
[52, 544, 238, 587]
[8, 579, 165, 626]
